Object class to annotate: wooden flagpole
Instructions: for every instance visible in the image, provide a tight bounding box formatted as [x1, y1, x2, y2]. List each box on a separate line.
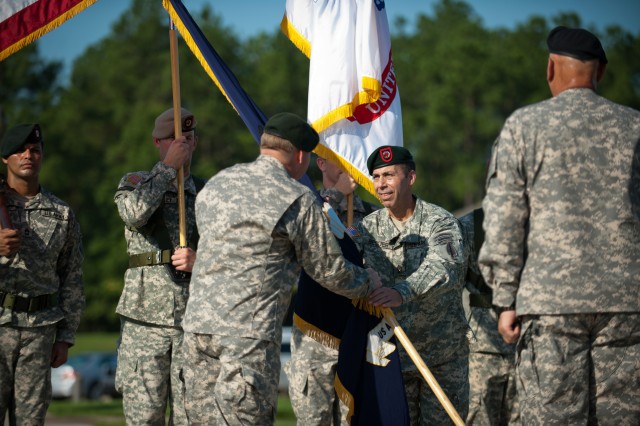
[346, 194, 354, 227]
[382, 308, 465, 426]
[169, 20, 187, 247]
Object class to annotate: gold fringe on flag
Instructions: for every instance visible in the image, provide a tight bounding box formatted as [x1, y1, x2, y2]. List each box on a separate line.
[334, 374, 356, 424]
[313, 144, 378, 203]
[292, 313, 341, 351]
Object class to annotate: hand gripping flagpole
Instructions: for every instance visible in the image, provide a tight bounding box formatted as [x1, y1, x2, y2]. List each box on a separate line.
[380, 306, 465, 426]
[169, 19, 187, 248]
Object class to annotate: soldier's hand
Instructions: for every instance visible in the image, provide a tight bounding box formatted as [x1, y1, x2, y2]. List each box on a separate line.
[497, 310, 520, 344]
[51, 341, 71, 368]
[0, 228, 20, 257]
[333, 172, 357, 196]
[162, 135, 195, 170]
[172, 247, 196, 272]
[368, 287, 403, 308]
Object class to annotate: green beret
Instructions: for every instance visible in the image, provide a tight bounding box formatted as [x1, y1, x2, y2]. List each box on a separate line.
[263, 112, 319, 152]
[367, 145, 415, 175]
[152, 107, 197, 139]
[1, 124, 43, 158]
[547, 26, 608, 64]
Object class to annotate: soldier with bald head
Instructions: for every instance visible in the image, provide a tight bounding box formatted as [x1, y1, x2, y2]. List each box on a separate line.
[479, 26, 640, 424]
[114, 107, 202, 425]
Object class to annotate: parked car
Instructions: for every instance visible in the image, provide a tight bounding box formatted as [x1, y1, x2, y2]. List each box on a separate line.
[51, 351, 119, 400]
[279, 326, 292, 393]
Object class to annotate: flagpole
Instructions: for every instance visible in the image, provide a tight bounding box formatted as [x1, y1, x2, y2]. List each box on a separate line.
[346, 194, 354, 227]
[382, 309, 465, 426]
[169, 20, 187, 248]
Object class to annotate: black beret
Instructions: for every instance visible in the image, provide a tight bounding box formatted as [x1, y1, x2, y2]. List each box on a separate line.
[367, 145, 415, 175]
[547, 26, 608, 64]
[263, 112, 319, 152]
[152, 107, 197, 139]
[1, 124, 43, 157]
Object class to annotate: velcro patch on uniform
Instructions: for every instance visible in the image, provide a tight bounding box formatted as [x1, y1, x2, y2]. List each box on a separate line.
[164, 194, 177, 204]
[127, 174, 143, 186]
[434, 233, 453, 246]
[42, 210, 64, 221]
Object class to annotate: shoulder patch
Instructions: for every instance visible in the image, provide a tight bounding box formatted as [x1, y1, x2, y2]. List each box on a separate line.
[127, 174, 143, 186]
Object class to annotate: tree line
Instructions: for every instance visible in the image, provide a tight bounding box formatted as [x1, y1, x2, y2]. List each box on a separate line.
[1, 0, 639, 331]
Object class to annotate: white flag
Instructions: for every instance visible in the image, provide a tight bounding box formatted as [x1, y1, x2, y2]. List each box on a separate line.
[282, 0, 403, 196]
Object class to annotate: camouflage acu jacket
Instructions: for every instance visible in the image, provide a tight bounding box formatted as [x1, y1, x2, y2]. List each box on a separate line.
[0, 187, 84, 344]
[183, 155, 373, 344]
[114, 161, 199, 327]
[479, 88, 640, 315]
[354, 198, 469, 369]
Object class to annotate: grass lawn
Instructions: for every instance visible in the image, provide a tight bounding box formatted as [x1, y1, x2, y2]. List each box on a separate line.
[49, 395, 296, 425]
[50, 332, 296, 425]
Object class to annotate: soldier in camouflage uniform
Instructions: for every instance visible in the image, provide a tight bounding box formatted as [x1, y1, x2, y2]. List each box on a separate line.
[114, 108, 200, 425]
[458, 209, 519, 426]
[354, 145, 469, 425]
[0, 124, 85, 425]
[286, 156, 377, 426]
[479, 27, 640, 424]
[181, 113, 381, 425]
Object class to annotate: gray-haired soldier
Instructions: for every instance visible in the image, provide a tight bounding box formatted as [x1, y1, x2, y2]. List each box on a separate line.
[114, 107, 200, 425]
[354, 145, 470, 425]
[479, 26, 640, 424]
[0, 124, 85, 425]
[459, 209, 519, 425]
[181, 112, 381, 425]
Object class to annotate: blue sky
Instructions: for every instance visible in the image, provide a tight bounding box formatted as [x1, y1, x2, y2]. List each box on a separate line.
[37, 0, 640, 75]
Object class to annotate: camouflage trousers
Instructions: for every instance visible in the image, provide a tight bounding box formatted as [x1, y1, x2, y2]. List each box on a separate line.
[182, 332, 280, 425]
[517, 313, 640, 425]
[115, 317, 187, 425]
[0, 324, 56, 426]
[466, 351, 520, 426]
[285, 326, 349, 426]
[404, 351, 469, 426]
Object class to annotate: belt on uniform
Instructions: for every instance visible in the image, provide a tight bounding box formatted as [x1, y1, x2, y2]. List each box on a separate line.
[128, 250, 172, 268]
[469, 293, 493, 309]
[0, 291, 57, 313]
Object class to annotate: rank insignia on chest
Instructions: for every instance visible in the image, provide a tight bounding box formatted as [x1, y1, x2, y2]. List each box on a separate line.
[164, 194, 178, 204]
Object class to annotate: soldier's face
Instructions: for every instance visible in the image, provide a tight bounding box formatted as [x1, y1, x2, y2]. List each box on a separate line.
[2, 143, 43, 181]
[372, 164, 415, 209]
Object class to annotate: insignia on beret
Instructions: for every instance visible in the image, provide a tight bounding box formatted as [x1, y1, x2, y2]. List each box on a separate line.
[380, 147, 393, 163]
